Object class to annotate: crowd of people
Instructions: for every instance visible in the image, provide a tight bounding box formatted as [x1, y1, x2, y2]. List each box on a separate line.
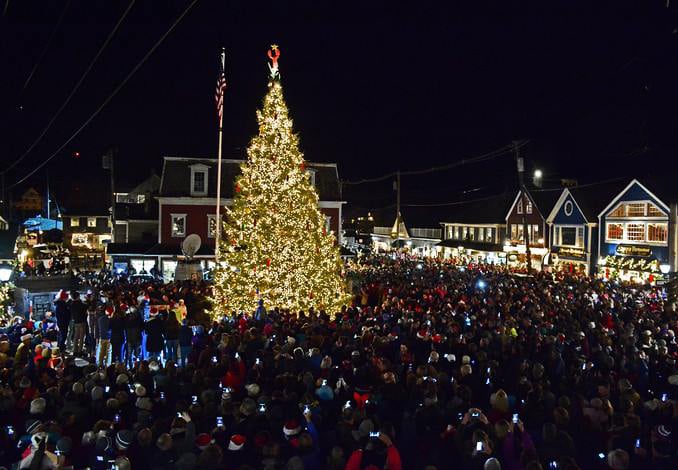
[0, 256, 677, 470]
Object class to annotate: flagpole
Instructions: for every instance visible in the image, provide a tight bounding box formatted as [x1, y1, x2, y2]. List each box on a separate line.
[215, 48, 225, 260]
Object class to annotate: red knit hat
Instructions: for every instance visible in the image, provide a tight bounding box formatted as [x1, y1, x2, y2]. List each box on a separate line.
[283, 419, 301, 437]
[228, 434, 246, 451]
[149, 307, 159, 316]
[105, 306, 114, 316]
[195, 433, 213, 450]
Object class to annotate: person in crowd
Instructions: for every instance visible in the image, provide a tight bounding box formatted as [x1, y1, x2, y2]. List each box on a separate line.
[97, 306, 112, 367]
[124, 305, 143, 368]
[70, 290, 88, 356]
[164, 311, 180, 362]
[110, 305, 126, 364]
[0, 256, 676, 470]
[54, 290, 70, 350]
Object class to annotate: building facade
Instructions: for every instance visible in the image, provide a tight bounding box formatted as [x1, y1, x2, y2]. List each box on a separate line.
[597, 179, 676, 283]
[108, 157, 344, 281]
[504, 190, 556, 270]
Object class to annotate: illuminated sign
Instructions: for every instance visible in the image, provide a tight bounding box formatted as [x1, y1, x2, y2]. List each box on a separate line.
[604, 255, 659, 273]
[556, 246, 586, 260]
[615, 245, 652, 257]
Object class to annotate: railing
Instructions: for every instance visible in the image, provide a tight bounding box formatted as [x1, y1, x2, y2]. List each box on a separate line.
[410, 228, 441, 239]
[373, 227, 392, 236]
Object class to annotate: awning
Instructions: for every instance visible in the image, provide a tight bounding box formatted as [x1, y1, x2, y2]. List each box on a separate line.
[106, 243, 215, 257]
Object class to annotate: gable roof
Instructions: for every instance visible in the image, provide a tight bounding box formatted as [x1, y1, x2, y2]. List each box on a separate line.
[438, 192, 515, 225]
[598, 178, 670, 218]
[158, 157, 342, 201]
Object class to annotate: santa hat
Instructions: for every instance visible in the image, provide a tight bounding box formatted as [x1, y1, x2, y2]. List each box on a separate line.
[120, 303, 128, 312]
[58, 290, 68, 301]
[416, 329, 429, 340]
[149, 307, 159, 317]
[228, 434, 246, 451]
[105, 306, 114, 316]
[283, 419, 301, 437]
[195, 433, 214, 450]
[432, 334, 443, 343]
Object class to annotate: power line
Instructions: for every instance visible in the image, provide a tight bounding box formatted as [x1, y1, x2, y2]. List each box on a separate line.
[341, 141, 528, 186]
[19, 0, 73, 99]
[7, 0, 200, 190]
[402, 194, 509, 208]
[4, 0, 136, 175]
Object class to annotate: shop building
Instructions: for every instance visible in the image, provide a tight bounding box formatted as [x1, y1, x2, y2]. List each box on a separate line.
[369, 207, 442, 257]
[504, 189, 558, 270]
[597, 179, 677, 283]
[545, 182, 625, 275]
[437, 193, 514, 264]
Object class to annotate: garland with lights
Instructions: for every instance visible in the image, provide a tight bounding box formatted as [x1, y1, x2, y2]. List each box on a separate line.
[211, 46, 349, 316]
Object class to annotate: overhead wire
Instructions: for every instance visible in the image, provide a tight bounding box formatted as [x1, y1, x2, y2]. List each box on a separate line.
[3, 0, 136, 175]
[340, 140, 527, 186]
[7, 0, 201, 189]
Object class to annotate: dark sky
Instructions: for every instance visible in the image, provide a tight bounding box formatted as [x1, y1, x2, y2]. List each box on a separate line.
[2, 0, 678, 211]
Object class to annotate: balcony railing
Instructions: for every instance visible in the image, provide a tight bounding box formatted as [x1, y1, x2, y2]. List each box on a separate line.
[410, 228, 441, 239]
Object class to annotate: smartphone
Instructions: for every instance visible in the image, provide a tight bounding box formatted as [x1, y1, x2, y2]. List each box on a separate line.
[128, 384, 135, 393]
[486, 367, 491, 374]
[192, 395, 198, 405]
[216, 416, 224, 427]
[7, 425, 14, 436]
[303, 405, 310, 414]
[97, 456, 104, 462]
[512, 413, 519, 424]
[235, 352, 240, 359]
[486, 378, 491, 385]
[212, 356, 218, 364]
[258, 404, 266, 413]
[160, 391, 165, 399]
[661, 393, 668, 402]
[476, 441, 483, 451]
[343, 401, 352, 409]
[369, 431, 380, 438]
[54, 449, 62, 456]
[177, 412, 182, 418]
[581, 363, 586, 371]
[255, 358, 261, 365]
[224, 387, 233, 394]
[322, 379, 328, 386]
[450, 376, 455, 383]
[105, 386, 110, 393]
[471, 411, 480, 418]
[114, 414, 120, 423]
[635, 438, 641, 448]
[549, 462, 558, 469]
[597, 452, 605, 460]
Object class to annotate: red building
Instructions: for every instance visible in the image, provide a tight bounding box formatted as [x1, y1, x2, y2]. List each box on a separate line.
[108, 157, 344, 280]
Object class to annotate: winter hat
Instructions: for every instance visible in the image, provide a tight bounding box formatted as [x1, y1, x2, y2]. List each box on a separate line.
[149, 306, 159, 316]
[105, 306, 114, 316]
[351, 419, 374, 441]
[195, 433, 213, 450]
[116, 429, 134, 450]
[315, 384, 334, 401]
[283, 419, 302, 437]
[135, 384, 147, 397]
[462, 355, 471, 365]
[29, 398, 46, 415]
[116, 374, 129, 385]
[74, 357, 89, 367]
[239, 398, 257, 417]
[113, 457, 131, 470]
[668, 374, 678, 386]
[484, 457, 502, 470]
[228, 434, 246, 451]
[149, 361, 160, 372]
[20, 334, 32, 342]
[19, 377, 31, 388]
[25, 419, 42, 434]
[56, 437, 73, 454]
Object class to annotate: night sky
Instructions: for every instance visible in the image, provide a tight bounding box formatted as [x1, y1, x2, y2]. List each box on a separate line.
[2, 1, 678, 211]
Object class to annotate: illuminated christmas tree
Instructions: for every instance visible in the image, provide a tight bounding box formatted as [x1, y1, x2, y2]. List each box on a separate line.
[211, 46, 348, 316]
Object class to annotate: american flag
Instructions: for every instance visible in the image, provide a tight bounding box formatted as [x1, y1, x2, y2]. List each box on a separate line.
[215, 51, 227, 121]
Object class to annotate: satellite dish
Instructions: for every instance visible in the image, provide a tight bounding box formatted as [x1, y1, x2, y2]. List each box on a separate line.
[182, 234, 202, 259]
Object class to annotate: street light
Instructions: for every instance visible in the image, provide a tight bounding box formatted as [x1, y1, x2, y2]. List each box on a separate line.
[534, 169, 543, 179]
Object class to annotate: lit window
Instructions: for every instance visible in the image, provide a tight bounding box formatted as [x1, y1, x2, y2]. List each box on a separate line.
[648, 203, 664, 217]
[207, 215, 219, 238]
[627, 203, 645, 217]
[648, 223, 668, 243]
[486, 228, 493, 242]
[609, 204, 625, 217]
[477, 227, 484, 242]
[525, 200, 532, 214]
[307, 169, 317, 187]
[171, 214, 186, 237]
[626, 223, 644, 241]
[71, 217, 80, 227]
[454, 226, 459, 239]
[137, 194, 146, 204]
[87, 217, 97, 228]
[468, 228, 475, 241]
[517, 199, 523, 214]
[462, 227, 468, 239]
[325, 215, 332, 233]
[607, 223, 623, 241]
[577, 227, 584, 247]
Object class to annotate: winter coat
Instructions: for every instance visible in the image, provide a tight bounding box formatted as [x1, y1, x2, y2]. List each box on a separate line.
[124, 311, 143, 343]
[145, 317, 165, 353]
[69, 299, 87, 324]
[54, 299, 70, 326]
[98, 315, 111, 340]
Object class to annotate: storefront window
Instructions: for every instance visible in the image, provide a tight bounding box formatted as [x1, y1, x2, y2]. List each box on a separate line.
[626, 223, 644, 241]
[477, 228, 484, 242]
[453, 226, 459, 239]
[468, 228, 475, 241]
[648, 223, 668, 242]
[162, 260, 177, 281]
[462, 227, 468, 240]
[607, 223, 623, 241]
[486, 228, 493, 242]
[171, 214, 186, 237]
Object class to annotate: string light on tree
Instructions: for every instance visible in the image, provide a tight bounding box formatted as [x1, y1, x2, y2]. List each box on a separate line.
[211, 46, 349, 316]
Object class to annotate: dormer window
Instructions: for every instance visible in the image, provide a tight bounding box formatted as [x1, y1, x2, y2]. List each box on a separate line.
[306, 168, 317, 187]
[190, 164, 209, 196]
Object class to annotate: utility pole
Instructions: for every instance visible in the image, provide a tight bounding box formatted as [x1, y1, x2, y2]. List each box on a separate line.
[46, 169, 50, 219]
[514, 141, 532, 274]
[102, 149, 116, 242]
